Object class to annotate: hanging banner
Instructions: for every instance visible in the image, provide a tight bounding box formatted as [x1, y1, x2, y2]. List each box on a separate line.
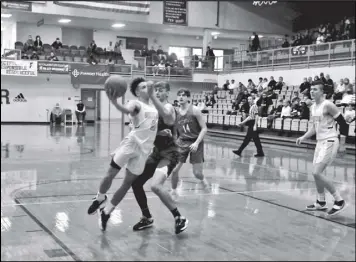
[1, 60, 38, 77]
[291, 46, 308, 56]
[38, 61, 70, 74]
[70, 64, 110, 85]
[163, 0, 187, 26]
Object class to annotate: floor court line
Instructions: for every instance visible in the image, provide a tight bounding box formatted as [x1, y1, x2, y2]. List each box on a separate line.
[14, 198, 81, 262]
[2, 187, 319, 207]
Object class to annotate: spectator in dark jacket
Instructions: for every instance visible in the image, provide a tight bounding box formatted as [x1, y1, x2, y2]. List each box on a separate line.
[51, 38, 63, 50]
[268, 76, 277, 90]
[324, 74, 334, 99]
[299, 77, 311, 95]
[267, 99, 283, 128]
[299, 100, 311, 120]
[274, 77, 286, 91]
[34, 35, 43, 52]
[257, 92, 272, 117]
[320, 73, 327, 83]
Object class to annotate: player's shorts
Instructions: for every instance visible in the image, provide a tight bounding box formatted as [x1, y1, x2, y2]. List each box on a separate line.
[110, 137, 151, 175]
[313, 138, 339, 165]
[147, 145, 179, 177]
[177, 139, 204, 164]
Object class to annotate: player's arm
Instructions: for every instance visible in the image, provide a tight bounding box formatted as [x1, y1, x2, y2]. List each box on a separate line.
[326, 102, 349, 144]
[193, 106, 207, 145]
[239, 105, 257, 126]
[296, 117, 316, 145]
[151, 98, 175, 125]
[111, 99, 141, 116]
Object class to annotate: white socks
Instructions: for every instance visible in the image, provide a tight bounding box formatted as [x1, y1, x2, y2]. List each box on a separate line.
[96, 192, 106, 201]
[332, 191, 343, 202]
[317, 193, 326, 202]
[104, 202, 115, 214]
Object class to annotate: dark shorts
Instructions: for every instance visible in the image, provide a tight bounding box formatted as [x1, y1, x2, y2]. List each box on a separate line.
[147, 145, 179, 177]
[177, 140, 204, 164]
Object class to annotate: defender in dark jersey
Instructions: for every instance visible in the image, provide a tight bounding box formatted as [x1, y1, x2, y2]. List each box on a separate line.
[131, 81, 188, 234]
[171, 88, 209, 197]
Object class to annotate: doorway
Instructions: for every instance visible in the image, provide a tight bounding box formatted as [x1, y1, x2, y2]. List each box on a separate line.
[81, 89, 101, 123]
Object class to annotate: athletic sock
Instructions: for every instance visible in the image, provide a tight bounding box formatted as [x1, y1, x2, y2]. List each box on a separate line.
[317, 193, 326, 202]
[142, 208, 152, 219]
[170, 208, 181, 218]
[332, 191, 343, 202]
[97, 192, 106, 201]
[104, 202, 115, 214]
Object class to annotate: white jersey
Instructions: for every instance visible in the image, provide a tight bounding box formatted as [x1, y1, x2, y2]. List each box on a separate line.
[311, 100, 338, 141]
[127, 101, 158, 154]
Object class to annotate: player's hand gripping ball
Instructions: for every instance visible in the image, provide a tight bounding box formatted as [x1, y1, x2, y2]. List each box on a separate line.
[104, 75, 127, 100]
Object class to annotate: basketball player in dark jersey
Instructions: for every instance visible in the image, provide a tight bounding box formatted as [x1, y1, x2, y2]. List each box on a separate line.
[131, 81, 188, 234]
[170, 88, 209, 198]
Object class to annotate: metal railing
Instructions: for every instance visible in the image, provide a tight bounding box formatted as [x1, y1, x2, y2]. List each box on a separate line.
[186, 39, 355, 73]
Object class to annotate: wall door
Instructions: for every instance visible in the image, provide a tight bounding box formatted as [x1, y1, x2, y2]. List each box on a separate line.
[81, 89, 97, 122]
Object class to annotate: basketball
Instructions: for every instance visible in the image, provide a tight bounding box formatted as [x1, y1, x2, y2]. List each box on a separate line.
[104, 75, 127, 98]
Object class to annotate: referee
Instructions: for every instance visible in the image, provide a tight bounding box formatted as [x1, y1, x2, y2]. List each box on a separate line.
[233, 96, 265, 157]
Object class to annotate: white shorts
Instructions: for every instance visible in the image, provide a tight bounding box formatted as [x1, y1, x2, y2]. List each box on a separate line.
[110, 137, 150, 175]
[313, 138, 339, 165]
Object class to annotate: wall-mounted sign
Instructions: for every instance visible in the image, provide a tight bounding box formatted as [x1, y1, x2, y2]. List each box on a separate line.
[1, 1, 32, 11]
[163, 0, 187, 26]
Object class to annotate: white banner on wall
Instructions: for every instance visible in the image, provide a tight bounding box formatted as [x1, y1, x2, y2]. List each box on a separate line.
[1, 60, 38, 77]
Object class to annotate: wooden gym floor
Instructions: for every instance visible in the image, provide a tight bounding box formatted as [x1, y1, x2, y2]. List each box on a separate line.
[1, 123, 355, 261]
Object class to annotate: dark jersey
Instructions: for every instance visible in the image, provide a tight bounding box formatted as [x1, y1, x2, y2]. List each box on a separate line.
[153, 104, 176, 150]
[176, 105, 201, 143]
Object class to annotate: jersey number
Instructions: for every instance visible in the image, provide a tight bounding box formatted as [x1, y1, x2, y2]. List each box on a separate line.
[182, 124, 191, 133]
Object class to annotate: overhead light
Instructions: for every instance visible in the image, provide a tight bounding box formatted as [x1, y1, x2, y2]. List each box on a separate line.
[1, 14, 12, 18]
[211, 32, 220, 36]
[250, 35, 264, 39]
[58, 19, 71, 23]
[112, 23, 125, 28]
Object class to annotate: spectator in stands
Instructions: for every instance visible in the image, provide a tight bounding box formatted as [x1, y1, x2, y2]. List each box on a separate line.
[153, 60, 167, 76]
[291, 91, 300, 104]
[274, 77, 286, 91]
[299, 77, 311, 98]
[268, 76, 277, 90]
[148, 46, 156, 57]
[266, 85, 277, 100]
[205, 94, 216, 107]
[281, 36, 290, 48]
[239, 98, 250, 119]
[256, 77, 264, 92]
[340, 85, 355, 106]
[157, 45, 165, 60]
[223, 80, 230, 91]
[324, 74, 334, 99]
[75, 100, 86, 125]
[50, 103, 64, 126]
[206, 46, 215, 71]
[333, 78, 345, 102]
[230, 79, 237, 90]
[308, 76, 313, 85]
[212, 84, 219, 95]
[267, 99, 283, 129]
[141, 45, 148, 57]
[30, 51, 39, 60]
[344, 104, 355, 124]
[251, 32, 261, 52]
[87, 53, 98, 65]
[51, 37, 63, 50]
[262, 78, 269, 91]
[197, 99, 207, 113]
[314, 75, 320, 81]
[238, 82, 247, 93]
[114, 40, 122, 55]
[34, 35, 43, 52]
[24, 35, 34, 52]
[106, 41, 113, 52]
[88, 40, 97, 55]
[320, 73, 327, 83]
[281, 100, 292, 118]
[291, 99, 301, 118]
[48, 51, 59, 61]
[257, 92, 272, 117]
[247, 79, 256, 91]
[299, 99, 311, 120]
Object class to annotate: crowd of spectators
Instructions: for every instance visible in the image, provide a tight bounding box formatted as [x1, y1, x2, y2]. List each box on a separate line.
[193, 72, 355, 133]
[282, 17, 355, 48]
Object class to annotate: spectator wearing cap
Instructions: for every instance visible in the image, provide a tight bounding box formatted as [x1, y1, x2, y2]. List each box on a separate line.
[52, 38, 63, 50]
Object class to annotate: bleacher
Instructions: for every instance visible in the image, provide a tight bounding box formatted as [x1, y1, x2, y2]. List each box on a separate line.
[192, 90, 356, 141]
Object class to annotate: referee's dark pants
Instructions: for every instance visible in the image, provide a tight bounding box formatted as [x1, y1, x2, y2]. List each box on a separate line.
[235, 123, 264, 155]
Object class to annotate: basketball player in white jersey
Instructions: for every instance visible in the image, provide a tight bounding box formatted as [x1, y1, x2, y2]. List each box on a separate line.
[296, 81, 349, 216]
[87, 77, 159, 231]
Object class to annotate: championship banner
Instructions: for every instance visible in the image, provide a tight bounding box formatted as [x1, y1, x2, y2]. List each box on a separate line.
[70, 64, 110, 85]
[1, 60, 38, 77]
[38, 61, 70, 74]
